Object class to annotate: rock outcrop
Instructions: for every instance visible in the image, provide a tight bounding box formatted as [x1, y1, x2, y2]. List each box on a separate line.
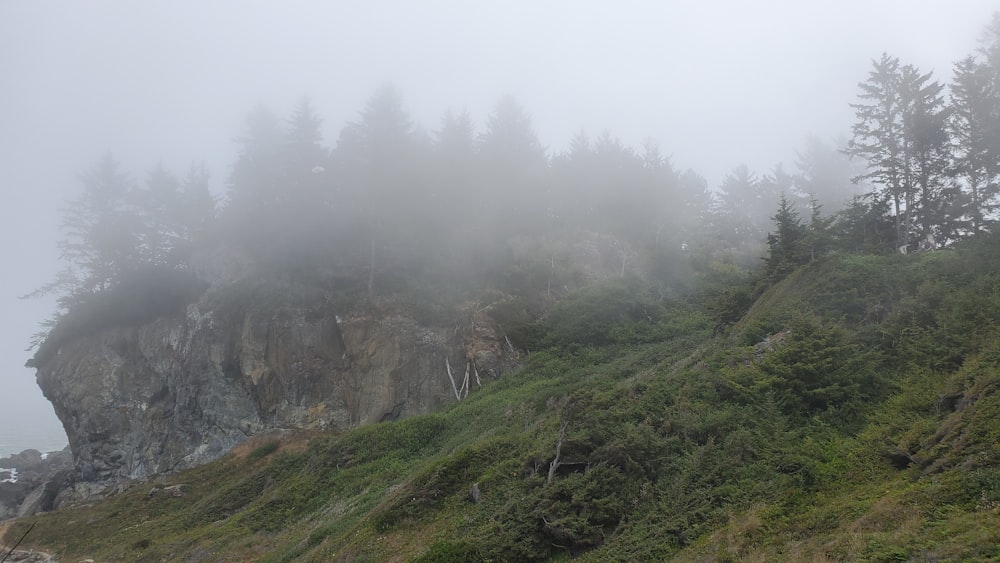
[34, 277, 521, 484]
[0, 448, 73, 520]
[30, 231, 634, 486]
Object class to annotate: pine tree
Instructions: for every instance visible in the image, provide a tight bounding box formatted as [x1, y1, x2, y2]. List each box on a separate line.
[763, 193, 808, 282]
[479, 95, 548, 235]
[950, 57, 1000, 236]
[715, 164, 766, 247]
[59, 153, 144, 293]
[431, 108, 477, 229]
[139, 162, 183, 266]
[550, 129, 597, 228]
[674, 169, 715, 250]
[901, 65, 951, 246]
[848, 56, 951, 250]
[479, 95, 546, 169]
[592, 131, 646, 240]
[434, 108, 476, 159]
[134, 162, 216, 267]
[803, 197, 835, 262]
[847, 54, 908, 250]
[283, 96, 329, 205]
[331, 84, 420, 302]
[227, 105, 284, 213]
[794, 136, 863, 213]
[177, 162, 216, 242]
[831, 195, 894, 254]
[981, 13, 1000, 178]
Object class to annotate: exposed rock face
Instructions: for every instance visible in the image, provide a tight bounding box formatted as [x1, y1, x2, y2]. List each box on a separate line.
[34, 280, 520, 484]
[0, 448, 72, 520]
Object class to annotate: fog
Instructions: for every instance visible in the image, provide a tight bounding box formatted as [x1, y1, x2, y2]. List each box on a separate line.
[1, 1, 995, 453]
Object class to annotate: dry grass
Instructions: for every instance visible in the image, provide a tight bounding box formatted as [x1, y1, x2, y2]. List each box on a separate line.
[227, 428, 325, 461]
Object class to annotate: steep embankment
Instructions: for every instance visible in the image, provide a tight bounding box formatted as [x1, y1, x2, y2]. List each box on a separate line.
[28, 231, 627, 488]
[8, 238, 1000, 561]
[32, 273, 519, 485]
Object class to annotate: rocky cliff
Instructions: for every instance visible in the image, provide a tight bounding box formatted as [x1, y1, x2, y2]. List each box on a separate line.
[30, 231, 633, 488]
[33, 276, 521, 484]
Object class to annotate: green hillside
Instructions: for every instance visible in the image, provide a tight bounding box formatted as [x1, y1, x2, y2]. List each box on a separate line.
[6, 235, 1000, 561]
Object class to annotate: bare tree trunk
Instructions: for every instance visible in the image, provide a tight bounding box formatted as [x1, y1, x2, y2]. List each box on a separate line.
[461, 361, 470, 398]
[445, 357, 461, 401]
[547, 419, 569, 485]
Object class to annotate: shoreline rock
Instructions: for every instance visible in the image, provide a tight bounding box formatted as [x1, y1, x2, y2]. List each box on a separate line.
[0, 447, 73, 521]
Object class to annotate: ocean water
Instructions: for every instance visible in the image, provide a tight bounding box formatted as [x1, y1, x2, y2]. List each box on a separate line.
[0, 408, 68, 458]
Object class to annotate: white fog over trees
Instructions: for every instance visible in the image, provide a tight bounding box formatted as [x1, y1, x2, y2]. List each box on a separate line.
[2, 1, 997, 456]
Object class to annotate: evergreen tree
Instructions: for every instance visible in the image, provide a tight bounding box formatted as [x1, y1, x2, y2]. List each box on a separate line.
[434, 108, 476, 159]
[803, 197, 835, 262]
[640, 140, 683, 249]
[334, 83, 416, 211]
[330, 84, 421, 301]
[950, 56, 1000, 235]
[135, 162, 215, 267]
[283, 96, 329, 205]
[794, 136, 863, 213]
[221, 101, 337, 266]
[566, 129, 592, 161]
[980, 13, 1000, 175]
[550, 129, 597, 229]
[177, 162, 216, 242]
[59, 153, 143, 293]
[479, 95, 546, 168]
[431, 108, 477, 228]
[591, 131, 647, 240]
[848, 56, 951, 250]
[763, 193, 808, 282]
[715, 164, 767, 248]
[139, 162, 183, 266]
[761, 164, 802, 216]
[479, 95, 548, 235]
[227, 105, 284, 213]
[847, 54, 908, 250]
[901, 64, 951, 246]
[830, 195, 895, 254]
[674, 169, 715, 250]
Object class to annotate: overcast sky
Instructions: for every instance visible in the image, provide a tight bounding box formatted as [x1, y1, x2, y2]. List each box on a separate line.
[1, 1, 996, 450]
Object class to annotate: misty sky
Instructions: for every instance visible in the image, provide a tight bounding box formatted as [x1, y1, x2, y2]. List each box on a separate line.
[1, 1, 996, 447]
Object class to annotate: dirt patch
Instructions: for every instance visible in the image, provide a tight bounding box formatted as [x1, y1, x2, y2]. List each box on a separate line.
[226, 428, 329, 461]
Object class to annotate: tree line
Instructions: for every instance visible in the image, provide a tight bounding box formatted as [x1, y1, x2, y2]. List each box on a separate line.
[845, 37, 1000, 252]
[36, 14, 1000, 320]
[756, 14, 1000, 284]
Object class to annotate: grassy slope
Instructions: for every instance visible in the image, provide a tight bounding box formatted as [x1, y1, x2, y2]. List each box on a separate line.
[5, 239, 1000, 561]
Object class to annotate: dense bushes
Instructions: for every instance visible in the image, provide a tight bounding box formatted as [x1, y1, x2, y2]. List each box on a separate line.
[531, 276, 710, 353]
[11, 235, 1000, 561]
[29, 266, 205, 367]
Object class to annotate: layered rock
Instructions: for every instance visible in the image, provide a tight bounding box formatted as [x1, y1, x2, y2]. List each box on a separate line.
[0, 448, 72, 520]
[31, 232, 633, 486]
[34, 280, 520, 484]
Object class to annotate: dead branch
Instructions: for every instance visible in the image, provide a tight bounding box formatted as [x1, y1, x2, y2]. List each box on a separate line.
[547, 419, 569, 485]
[445, 357, 461, 401]
[460, 361, 470, 398]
